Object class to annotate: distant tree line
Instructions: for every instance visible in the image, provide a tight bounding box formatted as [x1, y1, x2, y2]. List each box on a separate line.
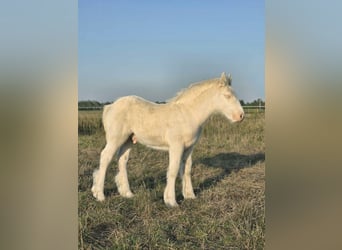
[78, 98, 264, 110]
[78, 100, 111, 110]
[239, 98, 265, 107]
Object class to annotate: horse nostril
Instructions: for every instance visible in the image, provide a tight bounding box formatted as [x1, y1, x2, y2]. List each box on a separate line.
[240, 113, 244, 120]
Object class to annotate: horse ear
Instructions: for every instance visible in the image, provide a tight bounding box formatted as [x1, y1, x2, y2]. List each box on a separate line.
[227, 73, 232, 86]
[220, 72, 227, 86]
[220, 72, 226, 80]
[220, 72, 232, 86]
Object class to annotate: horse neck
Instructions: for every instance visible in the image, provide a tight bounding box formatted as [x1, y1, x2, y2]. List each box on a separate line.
[178, 88, 219, 126]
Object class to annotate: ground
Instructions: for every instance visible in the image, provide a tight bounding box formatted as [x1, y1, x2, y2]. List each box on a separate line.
[78, 111, 265, 249]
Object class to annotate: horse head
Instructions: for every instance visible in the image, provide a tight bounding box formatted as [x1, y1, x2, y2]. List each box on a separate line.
[215, 72, 244, 122]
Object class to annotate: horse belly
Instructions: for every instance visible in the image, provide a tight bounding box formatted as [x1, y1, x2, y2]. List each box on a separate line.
[146, 144, 169, 151]
[126, 99, 173, 150]
[133, 132, 169, 151]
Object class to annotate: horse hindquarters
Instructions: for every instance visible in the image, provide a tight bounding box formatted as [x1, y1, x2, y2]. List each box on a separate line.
[92, 103, 132, 201]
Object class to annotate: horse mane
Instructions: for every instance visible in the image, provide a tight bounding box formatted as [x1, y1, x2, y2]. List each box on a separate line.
[167, 78, 220, 103]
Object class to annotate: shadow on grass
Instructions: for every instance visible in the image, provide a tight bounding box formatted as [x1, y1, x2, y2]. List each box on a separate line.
[83, 222, 116, 249]
[138, 152, 265, 203]
[81, 152, 264, 204]
[194, 152, 265, 194]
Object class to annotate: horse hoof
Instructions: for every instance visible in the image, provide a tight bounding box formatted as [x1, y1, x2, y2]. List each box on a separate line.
[183, 191, 196, 199]
[91, 187, 105, 201]
[122, 191, 134, 198]
[94, 192, 105, 201]
[165, 200, 179, 208]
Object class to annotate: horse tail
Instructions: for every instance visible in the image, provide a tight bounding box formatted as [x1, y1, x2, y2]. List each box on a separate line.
[102, 104, 111, 132]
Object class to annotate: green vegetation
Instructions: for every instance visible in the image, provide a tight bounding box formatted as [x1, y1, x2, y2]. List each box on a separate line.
[240, 98, 265, 107]
[78, 100, 112, 110]
[79, 111, 265, 249]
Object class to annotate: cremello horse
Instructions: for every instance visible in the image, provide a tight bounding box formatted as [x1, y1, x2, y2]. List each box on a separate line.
[92, 72, 244, 207]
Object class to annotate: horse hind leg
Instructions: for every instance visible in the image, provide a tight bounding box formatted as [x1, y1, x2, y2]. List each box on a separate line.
[92, 142, 118, 201]
[115, 139, 134, 198]
[91, 125, 132, 201]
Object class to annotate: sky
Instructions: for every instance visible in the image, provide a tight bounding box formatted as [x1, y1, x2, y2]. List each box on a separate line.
[79, 0, 264, 102]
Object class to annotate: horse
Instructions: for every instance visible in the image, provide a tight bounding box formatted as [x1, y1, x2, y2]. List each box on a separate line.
[91, 72, 244, 207]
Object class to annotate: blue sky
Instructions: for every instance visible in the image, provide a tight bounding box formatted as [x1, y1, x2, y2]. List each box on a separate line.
[79, 0, 264, 102]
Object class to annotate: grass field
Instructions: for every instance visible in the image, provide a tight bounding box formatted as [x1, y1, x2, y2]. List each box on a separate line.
[78, 110, 265, 249]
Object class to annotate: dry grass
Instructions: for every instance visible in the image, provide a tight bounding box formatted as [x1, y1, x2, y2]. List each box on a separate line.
[78, 111, 265, 249]
[78, 110, 103, 135]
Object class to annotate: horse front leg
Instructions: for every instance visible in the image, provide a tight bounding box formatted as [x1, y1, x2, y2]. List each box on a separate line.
[180, 152, 196, 199]
[164, 145, 184, 207]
